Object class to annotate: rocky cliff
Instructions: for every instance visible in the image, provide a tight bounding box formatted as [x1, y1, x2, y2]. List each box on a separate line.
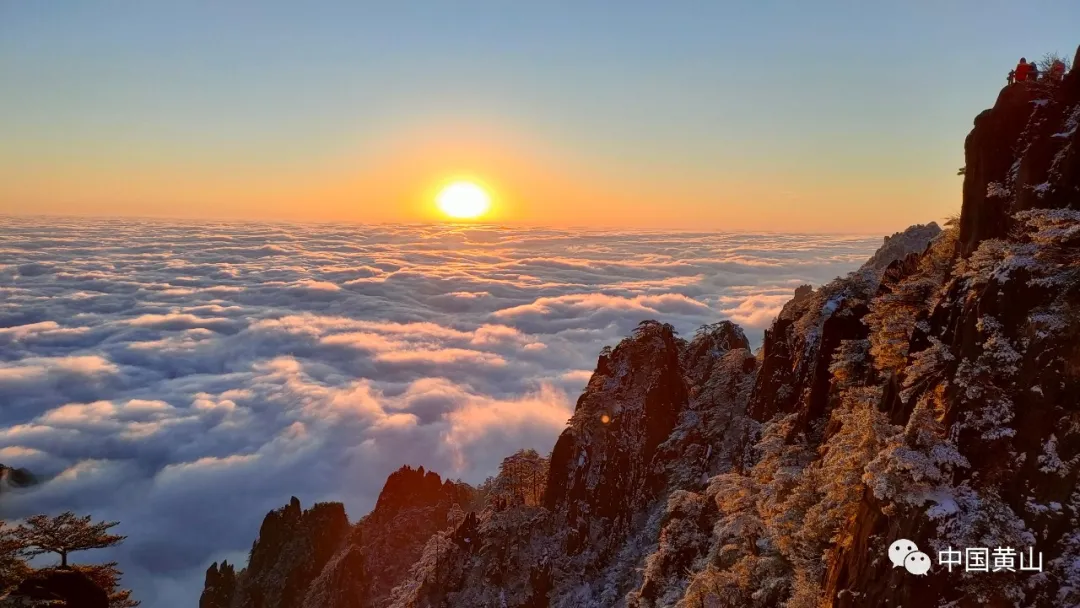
[383, 320, 760, 608]
[200, 48, 1080, 607]
[746, 222, 940, 428]
[302, 467, 473, 608]
[823, 53, 1080, 607]
[217, 498, 350, 608]
[199, 468, 472, 608]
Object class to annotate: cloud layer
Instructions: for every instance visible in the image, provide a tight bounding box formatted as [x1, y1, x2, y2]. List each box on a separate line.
[0, 218, 880, 606]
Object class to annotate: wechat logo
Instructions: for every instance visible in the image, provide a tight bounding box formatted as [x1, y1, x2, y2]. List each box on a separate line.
[889, 539, 931, 576]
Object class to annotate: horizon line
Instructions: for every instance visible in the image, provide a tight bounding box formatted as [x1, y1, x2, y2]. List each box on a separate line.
[0, 212, 934, 238]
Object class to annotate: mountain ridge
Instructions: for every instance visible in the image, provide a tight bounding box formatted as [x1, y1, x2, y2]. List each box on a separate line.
[200, 51, 1080, 607]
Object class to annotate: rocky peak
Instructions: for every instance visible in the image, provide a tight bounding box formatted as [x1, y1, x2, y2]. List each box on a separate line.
[747, 282, 863, 425]
[681, 321, 756, 416]
[199, 561, 236, 608]
[246, 499, 346, 574]
[682, 321, 750, 382]
[368, 466, 467, 524]
[793, 283, 814, 302]
[860, 222, 942, 273]
[545, 320, 690, 560]
[226, 499, 349, 608]
[658, 321, 758, 489]
[0, 463, 36, 495]
[300, 466, 473, 608]
[381, 316, 761, 607]
[198, 464, 473, 608]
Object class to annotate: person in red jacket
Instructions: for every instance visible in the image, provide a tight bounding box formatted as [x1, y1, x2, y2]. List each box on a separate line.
[1015, 58, 1030, 82]
[1050, 60, 1066, 82]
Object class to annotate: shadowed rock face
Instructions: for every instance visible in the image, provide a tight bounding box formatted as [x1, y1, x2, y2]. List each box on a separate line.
[224, 498, 349, 608]
[12, 569, 109, 608]
[546, 320, 689, 557]
[306, 467, 473, 608]
[960, 85, 1044, 255]
[199, 560, 235, 608]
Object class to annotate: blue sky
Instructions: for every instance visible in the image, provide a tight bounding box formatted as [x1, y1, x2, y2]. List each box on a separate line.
[1, 1, 1077, 230]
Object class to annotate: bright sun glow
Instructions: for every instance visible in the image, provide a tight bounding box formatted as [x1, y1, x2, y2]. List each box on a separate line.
[436, 181, 491, 219]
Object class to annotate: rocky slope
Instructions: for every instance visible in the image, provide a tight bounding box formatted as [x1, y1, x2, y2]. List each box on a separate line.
[201, 48, 1080, 607]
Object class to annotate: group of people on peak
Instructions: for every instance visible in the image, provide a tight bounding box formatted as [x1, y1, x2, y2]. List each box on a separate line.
[1008, 57, 1067, 85]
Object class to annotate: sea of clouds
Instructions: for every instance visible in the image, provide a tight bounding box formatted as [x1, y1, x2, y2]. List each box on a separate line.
[0, 217, 882, 606]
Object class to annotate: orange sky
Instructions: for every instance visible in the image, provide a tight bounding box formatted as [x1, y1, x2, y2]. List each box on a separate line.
[0, 117, 958, 233]
[7, 3, 1078, 233]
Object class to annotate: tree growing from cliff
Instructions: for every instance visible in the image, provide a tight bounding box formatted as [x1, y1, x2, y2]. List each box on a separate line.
[784, 387, 897, 607]
[1038, 51, 1072, 74]
[491, 449, 548, 507]
[3, 515, 137, 607]
[12, 512, 125, 567]
[864, 227, 957, 373]
[446, 503, 466, 529]
[863, 386, 968, 515]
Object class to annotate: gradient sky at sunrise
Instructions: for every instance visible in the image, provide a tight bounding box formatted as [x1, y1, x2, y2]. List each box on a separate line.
[2, 1, 1078, 232]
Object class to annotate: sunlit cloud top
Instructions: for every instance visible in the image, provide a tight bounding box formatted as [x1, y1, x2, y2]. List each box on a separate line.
[0, 217, 883, 606]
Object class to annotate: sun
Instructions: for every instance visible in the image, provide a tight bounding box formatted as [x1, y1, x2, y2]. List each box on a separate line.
[436, 181, 491, 220]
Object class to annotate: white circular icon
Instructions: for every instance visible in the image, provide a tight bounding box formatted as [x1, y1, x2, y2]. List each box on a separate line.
[904, 551, 932, 575]
[888, 539, 918, 568]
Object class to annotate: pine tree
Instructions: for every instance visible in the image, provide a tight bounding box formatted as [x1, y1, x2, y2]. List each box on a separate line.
[446, 503, 465, 529]
[493, 449, 548, 507]
[864, 228, 957, 373]
[863, 387, 968, 515]
[12, 511, 126, 567]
